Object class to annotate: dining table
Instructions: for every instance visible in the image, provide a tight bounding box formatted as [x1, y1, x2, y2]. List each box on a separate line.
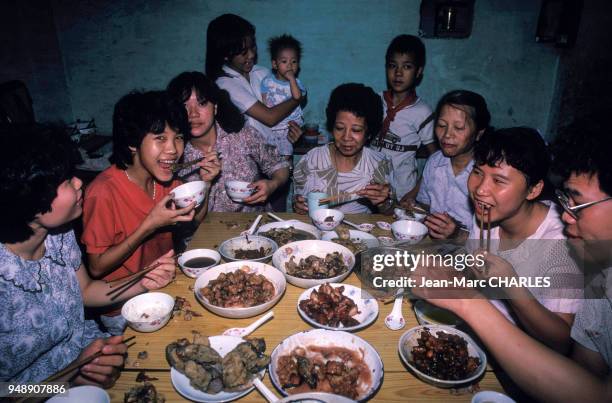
[107, 212, 507, 402]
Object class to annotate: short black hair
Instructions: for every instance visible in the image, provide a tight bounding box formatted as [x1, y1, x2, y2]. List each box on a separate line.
[325, 83, 382, 141]
[435, 89, 491, 132]
[385, 34, 426, 68]
[0, 123, 82, 243]
[167, 71, 245, 134]
[268, 34, 302, 61]
[110, 90, 188, 169]
[551, 117, 612, 196]
[474, 127, 549, 188]
[206, 14, 256, 79]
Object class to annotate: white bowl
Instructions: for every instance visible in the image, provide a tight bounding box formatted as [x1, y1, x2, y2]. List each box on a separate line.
[413, 300, 462, 327]
[194, 261, 286, 318]
[297, 283, 379, 331]
[391, 220, 428, 243]
[321, 229, 380, 250]
[276, 392, 355, 403]
[121, 292, 174, 332]
[218, 235, 278, 263]
[225, 180, 255, 202]
[178, 248, 221, 278]
[172, 181, 207, 208]
[310, 208, 344, 231]
[269, 329, 383, 401]
[256, 220, 322, 244]
[47, 386, 109, 403]
[472, 391, 516, 403]
[272, 240, 355, 288]
[398, 325, 487, 388]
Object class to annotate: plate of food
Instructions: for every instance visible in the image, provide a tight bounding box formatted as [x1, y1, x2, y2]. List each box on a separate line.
[297, 283, 379, 332]
[194, 262, 286, 318]
[321, 228, 379, 253]
[269, 329, 383, 401]
[398, 325, 486, 388]
[257, 220, 321, 245]
[218, 235, 278, 263]
[272, 240, 355, 288]
[167, 334, 270, 402]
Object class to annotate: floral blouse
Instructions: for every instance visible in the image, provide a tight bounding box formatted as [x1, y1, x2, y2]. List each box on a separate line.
[180, 123, 289, 212]
[0, 230, 106, 382]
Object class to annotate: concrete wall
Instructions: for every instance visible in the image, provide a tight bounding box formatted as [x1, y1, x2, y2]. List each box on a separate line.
[44, 0, 562, 138]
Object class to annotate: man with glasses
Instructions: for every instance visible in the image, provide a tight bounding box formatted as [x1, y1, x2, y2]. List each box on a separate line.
[415, 118, 612, 402]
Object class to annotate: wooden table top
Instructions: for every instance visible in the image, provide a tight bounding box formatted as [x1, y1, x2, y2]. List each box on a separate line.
[109, 212, 506, 402]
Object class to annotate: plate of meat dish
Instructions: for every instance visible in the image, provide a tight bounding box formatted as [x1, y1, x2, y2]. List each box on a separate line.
[194, 262, 286, 318]
[321, 228, 379, 254]
[257, 220, 321, 245]
[297, 283, 379, 332]
[398, 325, 486, 388]
[167, 333, 270, 402]
[272, 240, 355, 288]
[269, 329, 383, 401]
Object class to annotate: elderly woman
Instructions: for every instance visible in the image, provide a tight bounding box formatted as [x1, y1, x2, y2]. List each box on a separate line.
[293, 83, 394, 214]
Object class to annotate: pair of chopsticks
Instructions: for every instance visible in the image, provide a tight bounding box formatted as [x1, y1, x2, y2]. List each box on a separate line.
[42, 336, 136, 382]
[479, 206, 491, 252]
[105, 255, 177, 301]
[318, 192, 358, 205]
[171, 156, 204, 173]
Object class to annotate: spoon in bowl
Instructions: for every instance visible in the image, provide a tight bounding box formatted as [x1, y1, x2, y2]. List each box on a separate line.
[385, 288, 406, 330]
[241, 214, 263, 236]
[222, 311, 274, 337]
[267, 212, 285, 222]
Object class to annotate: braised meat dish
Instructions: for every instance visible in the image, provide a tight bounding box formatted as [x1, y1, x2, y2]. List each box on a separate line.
[200, 268, 275, 308]
[233, 246, 271, 259]
[330, 227, 367, 254]
[259, 227, 315, 246]
[410, 328, 481, 380]
[124, 382, 165, 403]
[166, 335, 270, 393]
[285, 252, 348, 279]
[299, 284, 360, 327]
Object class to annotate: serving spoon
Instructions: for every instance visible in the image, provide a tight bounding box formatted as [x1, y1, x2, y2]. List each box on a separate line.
[343, 219, 374, 233]
[252, 378, 279, 402]
[384, 288, 406, 330]
[241, 214, 263, 236]
[222, 311, 274, 337]
[267, 212, 285, 222]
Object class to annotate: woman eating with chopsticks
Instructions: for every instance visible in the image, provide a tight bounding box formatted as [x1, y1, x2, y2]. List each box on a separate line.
[81, 90, 220, 335]
[464, 127, 583, 353]
[293, 83, 394, 214]
[0, 124, 173, 386]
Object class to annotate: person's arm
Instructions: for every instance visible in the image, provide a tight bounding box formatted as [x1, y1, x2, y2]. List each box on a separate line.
[243, 167, 289, 205]
[571, 342, 610, 378]
[245, 98, 301, 127]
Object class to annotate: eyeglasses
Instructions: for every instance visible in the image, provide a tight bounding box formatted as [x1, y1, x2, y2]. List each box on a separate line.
[555, 189, 612, 219]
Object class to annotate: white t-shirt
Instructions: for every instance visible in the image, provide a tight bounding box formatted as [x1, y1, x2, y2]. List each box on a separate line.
[467, 201, 583, 322]
[370, 95, 434, 199]
[216, 64, 273, 144]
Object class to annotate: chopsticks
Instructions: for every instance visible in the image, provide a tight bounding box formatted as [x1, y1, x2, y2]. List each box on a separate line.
[171, 156, 204, 173]
[479, 206, 491, 252]
[318, 192, 358, 205]
[42, 336, 136, 382]
[105, 255, 177, 301]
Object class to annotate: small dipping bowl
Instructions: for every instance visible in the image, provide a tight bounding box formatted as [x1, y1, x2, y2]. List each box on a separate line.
[310, 208, 344, 231]
[218, 235, 278, 263]
[414, 300, 462, 327]
[357, 223, 375, 233]
[121, 292, 174, 332]
[391, 220, 428, 244]
[472, 391, 516, 403]
[178, 249, 221, 278]
[172, 181, 207, 208]
[225, 180, 255, 202]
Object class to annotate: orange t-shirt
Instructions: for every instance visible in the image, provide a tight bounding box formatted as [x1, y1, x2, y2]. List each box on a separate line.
[81, 165, 180, 313]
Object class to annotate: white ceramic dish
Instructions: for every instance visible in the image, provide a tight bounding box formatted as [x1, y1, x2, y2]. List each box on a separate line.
[47, 386, 109, 403]
[172, 181, 207, 208]
[413, 300, 462, 327]
[398, 325, 487, 388]
[310, 208, 344, 231]
[276, 392, 356, 403]
[377, 236, 396, 246]
[272, 240, 355, 288]
[256, 220, 322, 243]
[194, 261, 286, 318]
[297, 283, 379, 331]
[472, 391, 516, 403]
[171, 335, 264, 402]
[376, 221, 392, 231]
[225, 180, 255, 202]
[218, 235, 278, 263]
[269, 329, 383, 401]
[121, 292, 174, 332]
[178, 248, 221, 278]
[391, 220, 428, 244]
[321, 229, 380, 249]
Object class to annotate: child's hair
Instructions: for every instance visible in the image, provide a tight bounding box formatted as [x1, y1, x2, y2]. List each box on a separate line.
[206, 14, 256, 80]
[268, 34, 302, 61]
[552, 116, 612, 196]
[325, 83, 383, 141]
[435, 90, 491, 133]
[385, 34, 426, 68]
[0, 123, 82, 243]
[166, 71, 245, 134]
[474, 127, 549, 188]
[110, 90, 188, 170]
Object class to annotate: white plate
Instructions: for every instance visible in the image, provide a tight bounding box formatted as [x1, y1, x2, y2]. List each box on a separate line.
[269, 329, 383, 401]
[297, 283, 379, 332]
[321, 229, 380, 249]
[47, 386, 109, 403]
[276, 392, 356, 402]
[171, 335, 265, 402]
[257, 220, 322, 242]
